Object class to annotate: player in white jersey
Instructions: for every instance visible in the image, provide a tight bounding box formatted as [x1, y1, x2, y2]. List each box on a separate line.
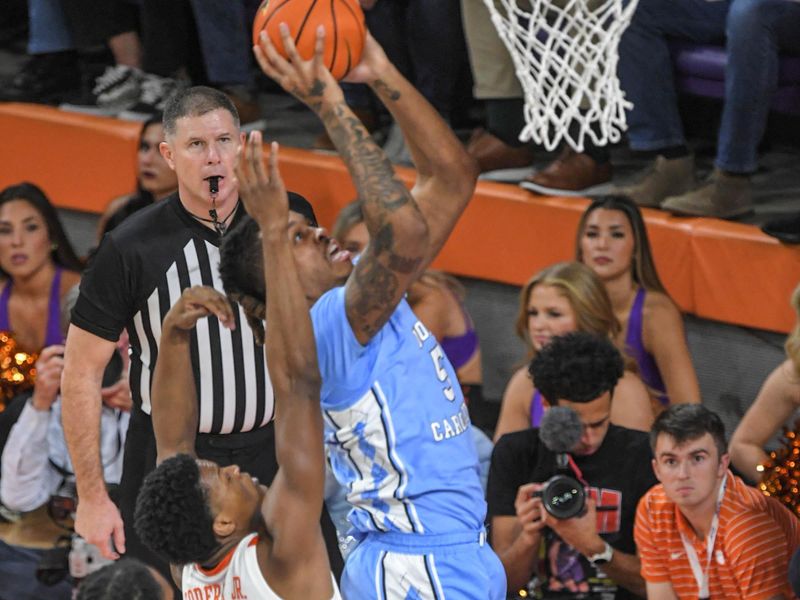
[134, 139, 340, 599]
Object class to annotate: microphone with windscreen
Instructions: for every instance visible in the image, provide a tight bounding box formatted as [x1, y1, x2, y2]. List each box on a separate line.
[534, 406, 586, 519]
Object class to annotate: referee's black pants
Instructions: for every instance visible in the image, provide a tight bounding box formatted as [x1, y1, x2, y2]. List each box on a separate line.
[116, 407, 344, 586]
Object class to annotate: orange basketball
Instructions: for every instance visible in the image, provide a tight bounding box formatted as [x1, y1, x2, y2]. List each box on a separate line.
[253, 0, 366, 81]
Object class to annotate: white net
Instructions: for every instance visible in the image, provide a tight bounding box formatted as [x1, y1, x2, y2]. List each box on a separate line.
[483, 0, 639, 152]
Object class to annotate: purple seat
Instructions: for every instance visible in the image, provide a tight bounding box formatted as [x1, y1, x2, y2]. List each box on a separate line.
[669, 40, 800, 115]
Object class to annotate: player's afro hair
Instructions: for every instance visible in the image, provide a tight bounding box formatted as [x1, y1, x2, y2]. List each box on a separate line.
[529, 331, 624, 404]
[134, 454, 219, 564]
[76, 558, 163, 600]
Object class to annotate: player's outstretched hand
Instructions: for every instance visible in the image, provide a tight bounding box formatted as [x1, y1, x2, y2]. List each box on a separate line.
[253, 23, 343, 112]
[163, 287, 235, 333]
[235, 132, 287, 231]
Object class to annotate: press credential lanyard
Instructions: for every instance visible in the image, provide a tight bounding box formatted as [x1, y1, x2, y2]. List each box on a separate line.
[680, 473, 727, 599]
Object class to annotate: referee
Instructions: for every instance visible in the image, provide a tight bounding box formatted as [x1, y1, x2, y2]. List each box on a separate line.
[61, 86, 342, 579]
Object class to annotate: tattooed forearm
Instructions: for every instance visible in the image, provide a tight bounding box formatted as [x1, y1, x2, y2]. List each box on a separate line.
[323, 100, 429, 340]
[372, 79, 401, 102]
[350, 253, 398, 336]
[320, 102, 415, 219]
[373, 224, 422, 274]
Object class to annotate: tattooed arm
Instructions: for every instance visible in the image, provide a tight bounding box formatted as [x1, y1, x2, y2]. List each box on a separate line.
[349, 34, 479, 263]
[255, 26, 429, 344]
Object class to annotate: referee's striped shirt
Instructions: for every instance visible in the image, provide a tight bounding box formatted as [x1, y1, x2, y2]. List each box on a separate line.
[72, 194, 274, 434]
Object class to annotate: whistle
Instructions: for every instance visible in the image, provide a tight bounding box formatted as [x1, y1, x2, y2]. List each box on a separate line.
[209, 176, 220, 195]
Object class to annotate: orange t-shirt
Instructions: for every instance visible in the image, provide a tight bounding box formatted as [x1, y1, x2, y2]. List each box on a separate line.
[635, 471, 800, 600]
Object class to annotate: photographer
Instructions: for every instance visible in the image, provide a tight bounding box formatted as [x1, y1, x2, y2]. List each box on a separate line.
[0, 345, 129, 515]
[1, 290, 129, 515]
[487, 332, 657, 598]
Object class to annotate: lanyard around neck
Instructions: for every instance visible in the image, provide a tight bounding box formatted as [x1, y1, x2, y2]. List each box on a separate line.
[679, 473, 727, 599]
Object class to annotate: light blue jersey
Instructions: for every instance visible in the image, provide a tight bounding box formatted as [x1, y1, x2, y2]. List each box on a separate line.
[311, 286, 486, 537]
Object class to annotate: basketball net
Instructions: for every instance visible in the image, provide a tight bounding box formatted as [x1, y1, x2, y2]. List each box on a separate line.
[483, 0, 639, 152]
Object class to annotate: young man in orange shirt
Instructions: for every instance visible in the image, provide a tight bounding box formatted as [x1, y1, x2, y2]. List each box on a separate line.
[636, 404, 800, 599]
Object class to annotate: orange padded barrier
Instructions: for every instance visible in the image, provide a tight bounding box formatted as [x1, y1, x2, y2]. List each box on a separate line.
[0, 104, 797, 333]
[0, 103, 140, 212]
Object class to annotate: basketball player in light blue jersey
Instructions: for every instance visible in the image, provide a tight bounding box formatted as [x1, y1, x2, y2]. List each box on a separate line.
[220, 25, 506, 599]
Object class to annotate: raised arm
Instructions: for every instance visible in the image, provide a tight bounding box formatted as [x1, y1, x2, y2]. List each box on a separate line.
[151, 287, 234, 462]
[353, 35, 479, 262]
[235, 134, 328, 567]
[730, 359, 800, 483]
[255, 27, 430, 344]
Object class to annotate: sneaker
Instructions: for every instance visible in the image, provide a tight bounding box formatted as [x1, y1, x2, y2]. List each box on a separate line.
[117, 74, 183, 121]
[661, 168, 754, 219]
[0, 51, 80, 104]
[60, 64, 144, 115]
[521, 147, 612, 196]
[612, 155, 695, 208]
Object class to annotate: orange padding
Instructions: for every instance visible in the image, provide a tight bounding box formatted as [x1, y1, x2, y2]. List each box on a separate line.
[1, 103, 798, 333]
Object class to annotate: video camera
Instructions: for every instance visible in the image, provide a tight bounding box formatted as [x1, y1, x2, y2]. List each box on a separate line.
[535, 406, 587, 520]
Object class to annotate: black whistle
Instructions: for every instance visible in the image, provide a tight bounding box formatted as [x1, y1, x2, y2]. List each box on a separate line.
[208, 176, 220, 195]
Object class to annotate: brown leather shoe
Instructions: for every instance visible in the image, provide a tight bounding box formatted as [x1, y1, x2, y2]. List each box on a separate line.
[314, 107, 379, 150]
[521, 147, 612, 195]
[466, 128, 535, 173]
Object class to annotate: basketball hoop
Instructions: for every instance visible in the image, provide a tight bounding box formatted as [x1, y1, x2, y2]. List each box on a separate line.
[483, 0, 639, 152]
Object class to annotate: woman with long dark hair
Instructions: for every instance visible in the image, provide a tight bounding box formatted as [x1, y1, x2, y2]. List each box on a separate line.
[96, 115, 178, 240]
[576, 195, 700, 408]
[0, 182, 83, 406]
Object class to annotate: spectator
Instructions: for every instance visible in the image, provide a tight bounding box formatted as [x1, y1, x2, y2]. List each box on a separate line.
[494, 261, 653, 440]
[0, 182, 82, 408]
[635, 403, 800, 598]
[76, 558, 173, 600]
[1, 287, 129, 514]
[95, 115, 178, 241]
[576, 195, 700, 407]
[1, 0, 154, 112]
[615, 0, 800, 218]
[729, 282, 800, 483]
[487, 331, 657, 596]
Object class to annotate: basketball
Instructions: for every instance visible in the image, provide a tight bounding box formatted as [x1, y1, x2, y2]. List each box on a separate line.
[253, 0, 366, 81]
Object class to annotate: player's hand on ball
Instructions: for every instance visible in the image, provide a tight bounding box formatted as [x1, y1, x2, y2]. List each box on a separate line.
[254, 23, 343, 112]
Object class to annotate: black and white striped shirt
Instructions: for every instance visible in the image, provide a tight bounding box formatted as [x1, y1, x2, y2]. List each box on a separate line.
[73, 194, 274, 434]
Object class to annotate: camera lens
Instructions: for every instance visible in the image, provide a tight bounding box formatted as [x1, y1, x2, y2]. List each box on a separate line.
[541, 474, 585, 520]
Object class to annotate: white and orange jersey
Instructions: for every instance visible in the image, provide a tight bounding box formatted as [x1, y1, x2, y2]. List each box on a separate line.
[182, 533, 341, 600]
